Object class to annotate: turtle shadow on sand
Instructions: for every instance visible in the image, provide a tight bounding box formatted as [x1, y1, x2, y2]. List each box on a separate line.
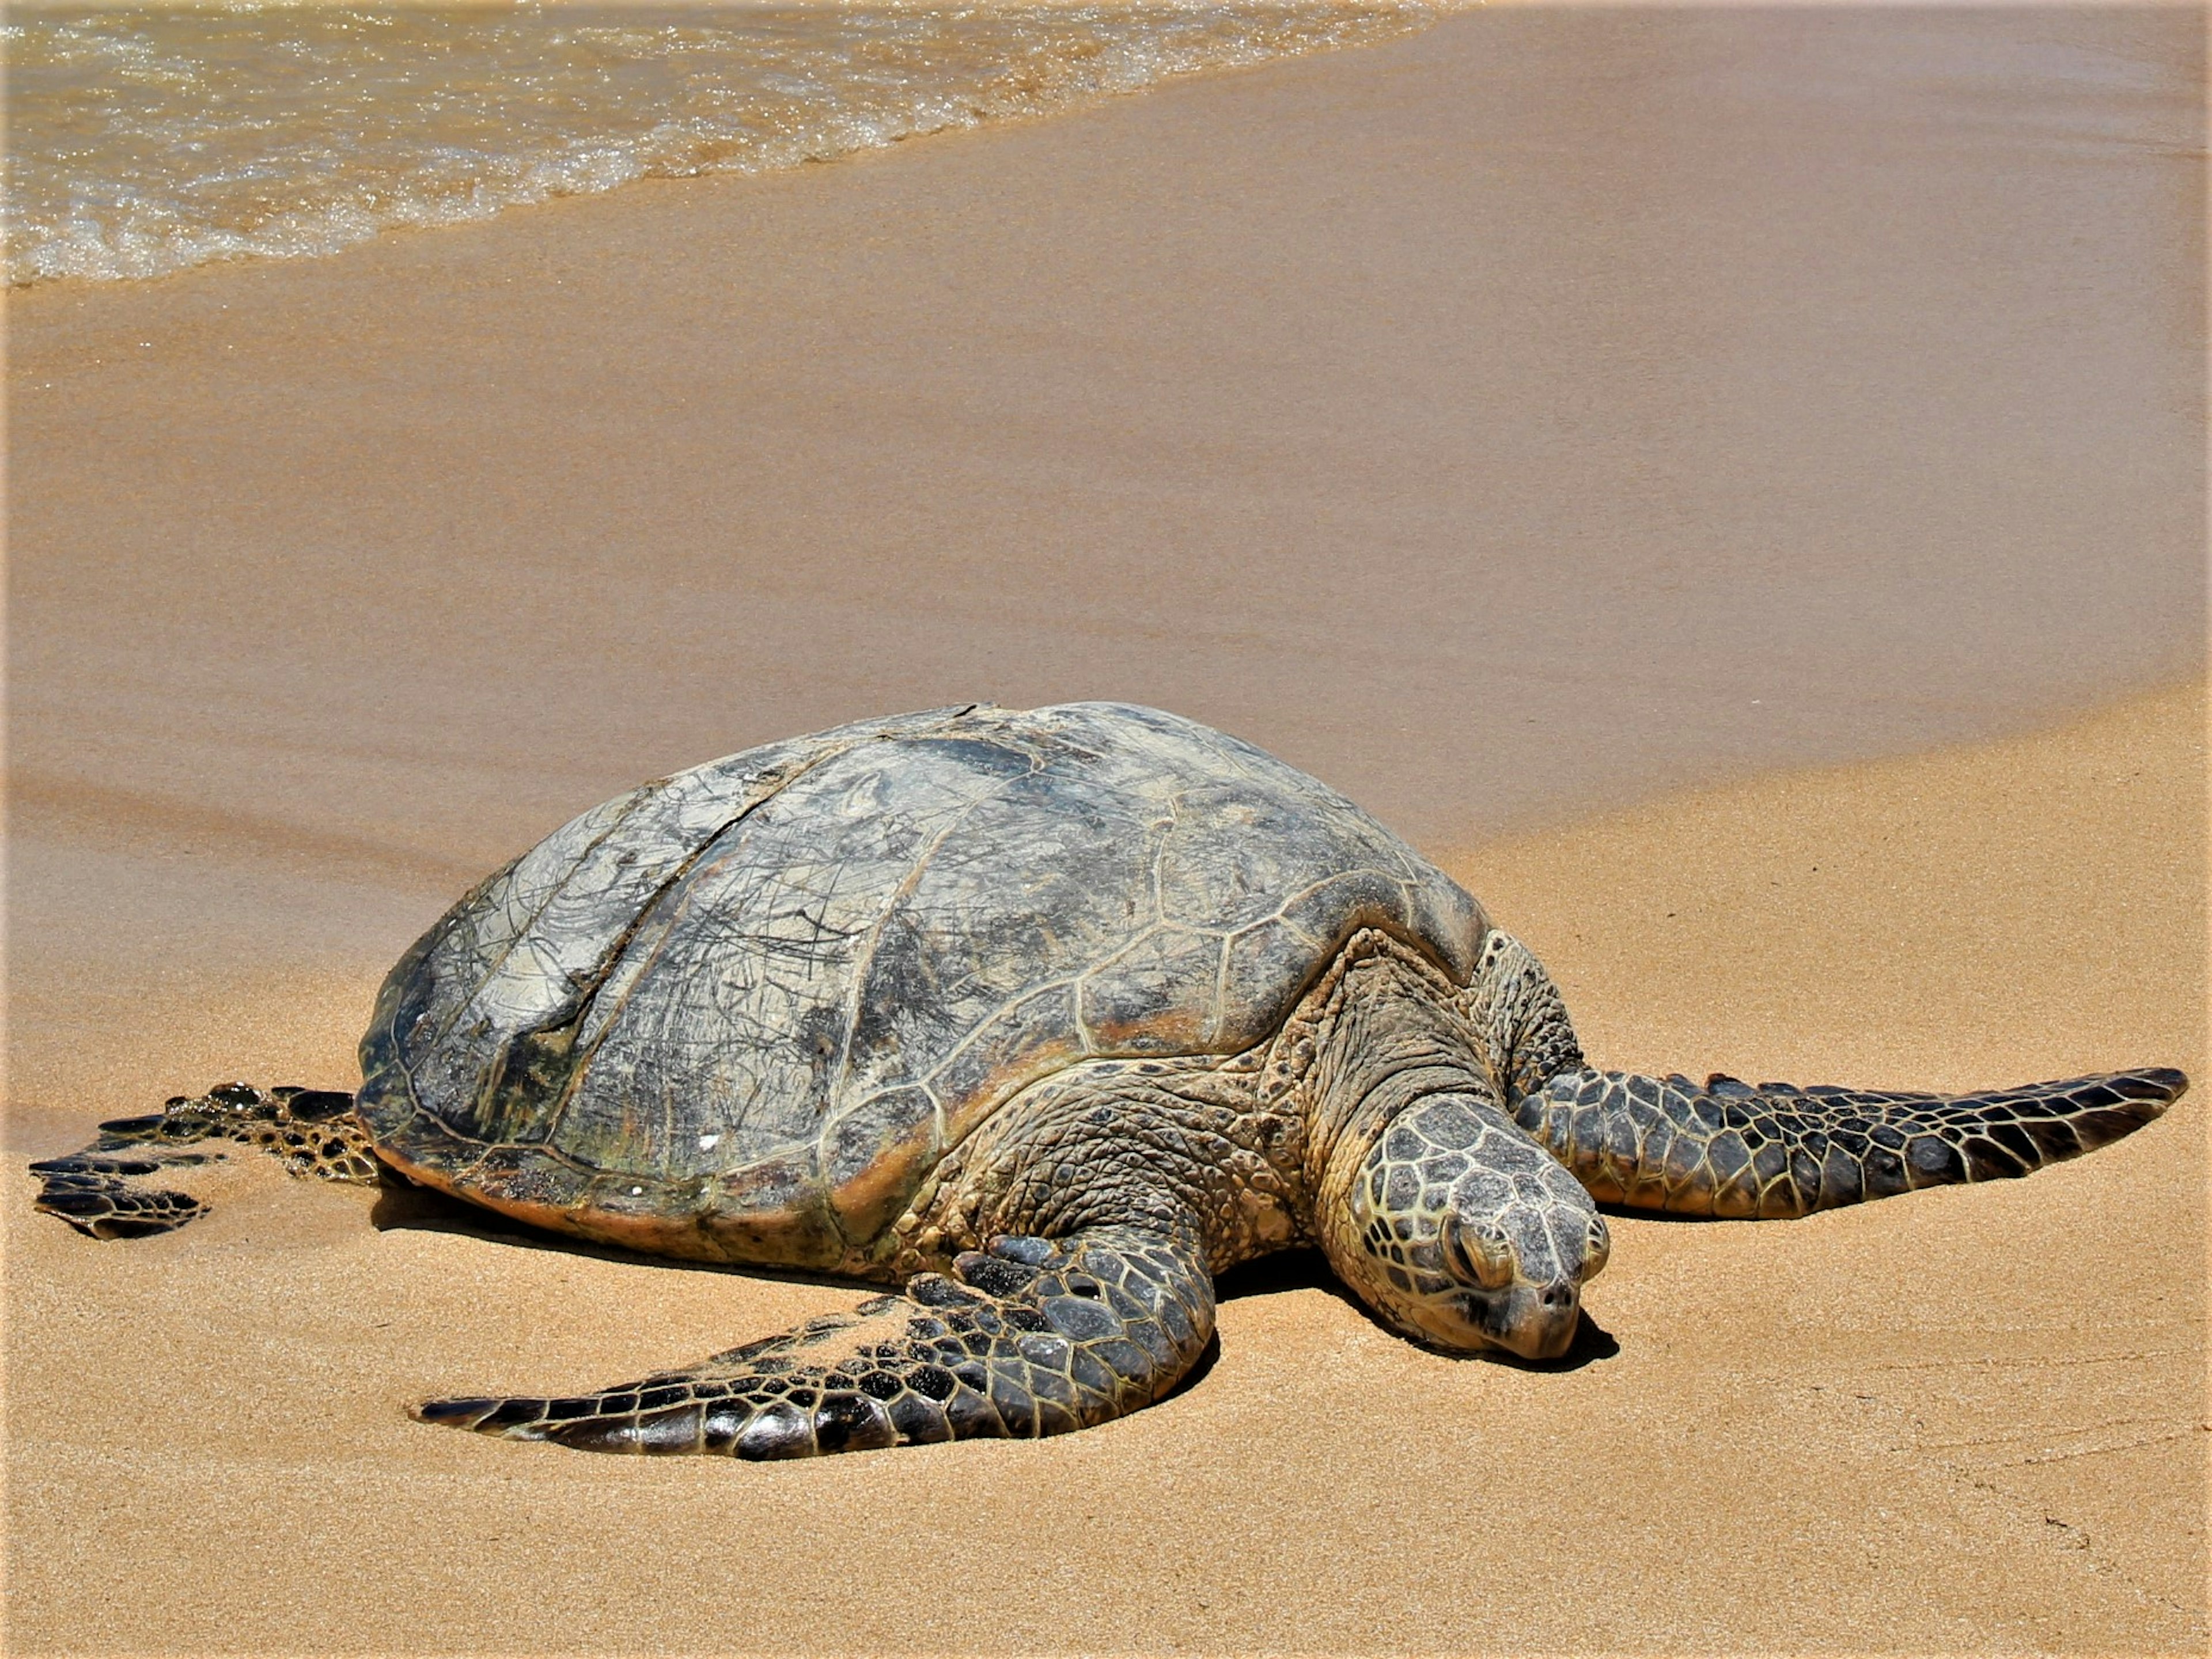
[368, 1175, 862, 1292]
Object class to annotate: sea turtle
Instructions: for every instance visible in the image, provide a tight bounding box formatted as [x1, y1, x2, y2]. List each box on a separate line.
[31, 702, 2186, 1459]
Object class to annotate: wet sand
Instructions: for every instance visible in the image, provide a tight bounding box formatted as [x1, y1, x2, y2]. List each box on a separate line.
[5, 7, 2206, 1654]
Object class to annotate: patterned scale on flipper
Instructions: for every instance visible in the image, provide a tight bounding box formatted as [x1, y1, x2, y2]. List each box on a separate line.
[414, 1226, 1214, 1458]
[1513, 1067, 2187, 1217]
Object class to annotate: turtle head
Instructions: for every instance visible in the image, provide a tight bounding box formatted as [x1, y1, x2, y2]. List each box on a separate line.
[1321, 1094, 1608, 1362]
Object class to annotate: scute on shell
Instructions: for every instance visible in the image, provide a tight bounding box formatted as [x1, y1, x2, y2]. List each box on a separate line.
[357, 703, 1485, 1266]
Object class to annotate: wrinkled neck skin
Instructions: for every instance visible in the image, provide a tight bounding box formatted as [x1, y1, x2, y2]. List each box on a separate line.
[879, 1047, 1312, 1283]
[1296, 936, 1495, 1188]
[1302, 934, 1608, 1361]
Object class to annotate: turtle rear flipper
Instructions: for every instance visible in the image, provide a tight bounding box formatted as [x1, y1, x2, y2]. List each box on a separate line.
[29, 1082, 380, 1239]
[416, 1224, 1215, 1459]
[1513, 1066, 2186, 1218]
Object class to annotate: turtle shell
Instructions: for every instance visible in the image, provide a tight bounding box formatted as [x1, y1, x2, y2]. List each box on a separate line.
[357, 703, 1486, 1266]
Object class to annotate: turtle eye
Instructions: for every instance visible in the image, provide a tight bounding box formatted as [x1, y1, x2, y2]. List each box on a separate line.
[1443, 1215, 1516, 1290]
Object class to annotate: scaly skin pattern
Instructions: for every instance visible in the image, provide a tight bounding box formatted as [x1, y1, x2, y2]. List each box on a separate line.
[1512, 1066, 2187, 1218]
[1331, 1093, 1608, 1358]
[1458, 930, 1588, 1105]
[416, 1227, 1213, 1457]
[1463, 926, 2187, 1219]
[874, 1052, 1307, 1282]
[30, 1082, 377, 1239]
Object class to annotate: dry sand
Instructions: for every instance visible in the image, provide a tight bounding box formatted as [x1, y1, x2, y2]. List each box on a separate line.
[5, 7, 2206, 1654]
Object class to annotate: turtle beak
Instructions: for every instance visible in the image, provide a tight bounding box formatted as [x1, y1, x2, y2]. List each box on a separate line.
[1468, 1283, 1583, 1361]
[1385, 1281, 1582, 1360]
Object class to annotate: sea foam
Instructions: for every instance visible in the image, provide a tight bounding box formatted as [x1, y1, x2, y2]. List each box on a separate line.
[2, 4, 1433, 287]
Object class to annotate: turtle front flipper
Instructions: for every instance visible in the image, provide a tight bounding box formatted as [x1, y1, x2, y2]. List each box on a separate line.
[29, 1082, 379, 1238]
[415, 1223, 1214, 1458]
[1510, 1067, 2186, 1218]
[28, 1150, 214, 1238]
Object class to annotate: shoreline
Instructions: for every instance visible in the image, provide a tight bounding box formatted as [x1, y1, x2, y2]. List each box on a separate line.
[9, 7, 2199, 840]
[2, 4, 1439, 291]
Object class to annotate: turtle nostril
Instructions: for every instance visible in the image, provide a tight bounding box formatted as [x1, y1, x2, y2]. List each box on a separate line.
[1540, 1284, 1573, 1309]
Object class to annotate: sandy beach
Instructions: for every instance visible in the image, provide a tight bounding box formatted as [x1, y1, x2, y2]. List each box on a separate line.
[6, 7, 2205, 1654]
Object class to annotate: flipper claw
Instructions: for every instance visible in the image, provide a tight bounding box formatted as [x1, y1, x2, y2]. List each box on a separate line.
[411, 1396, 507, 1430]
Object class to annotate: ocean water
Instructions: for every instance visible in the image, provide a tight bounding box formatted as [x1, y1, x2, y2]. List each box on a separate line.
[1, 3, 1431, 286]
